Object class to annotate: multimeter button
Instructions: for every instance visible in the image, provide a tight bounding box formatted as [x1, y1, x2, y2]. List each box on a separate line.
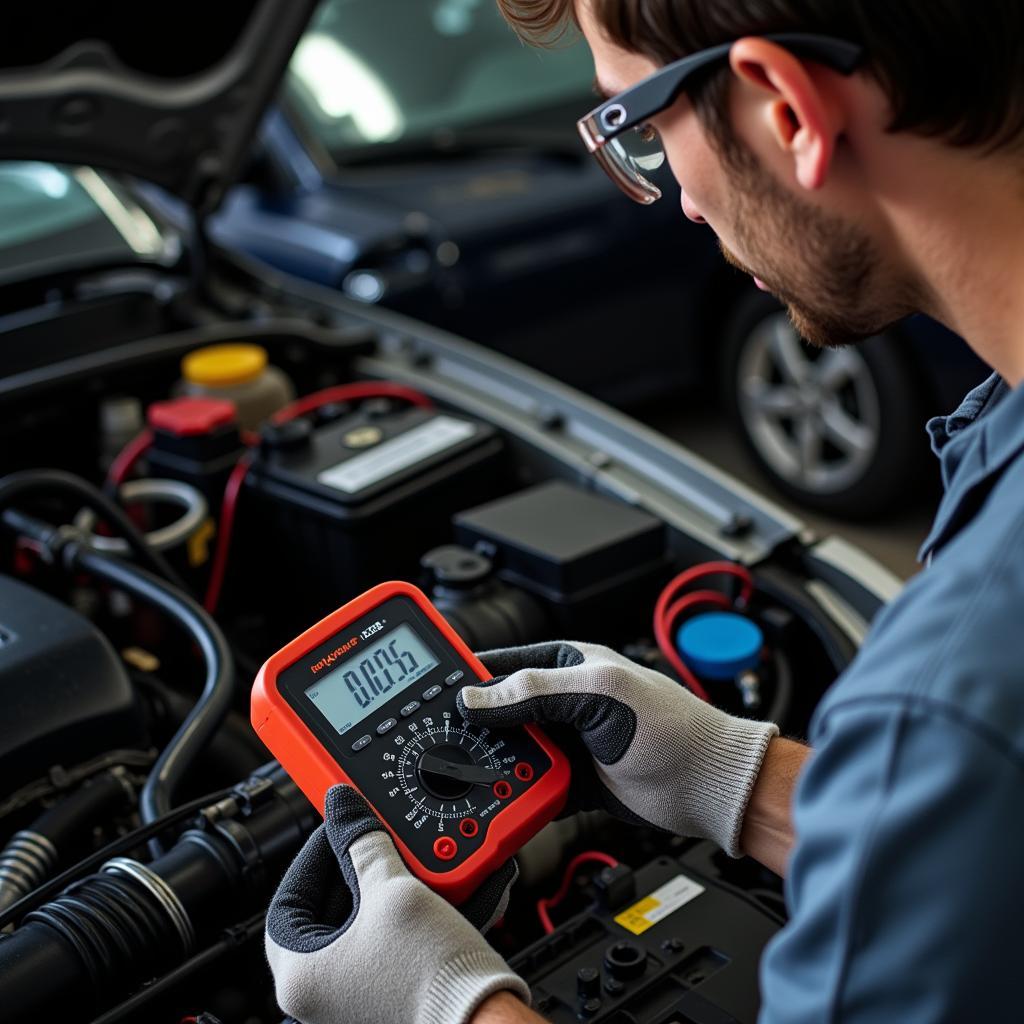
[459, 818, 479, 838]
[444, 670, 464, 687]
[422, 684, 442, 701]
[433, 836, 458, 861]
[400, 700, 420, 717]
[376, 718, 397, 736]
[493, 780, 512, 799]
[351, 734, 372, 752]
[514, 762, 534, 782]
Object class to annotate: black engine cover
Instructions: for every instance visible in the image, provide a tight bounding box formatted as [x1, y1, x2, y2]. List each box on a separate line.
[0, 575, 142, 790]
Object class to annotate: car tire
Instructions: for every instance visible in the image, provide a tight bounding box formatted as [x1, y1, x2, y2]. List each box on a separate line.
[722, 291, 928, 518]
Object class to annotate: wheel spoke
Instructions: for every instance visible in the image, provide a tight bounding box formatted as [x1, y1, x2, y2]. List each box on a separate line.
[821, 400, 875, 456]
[769, 320, 811, 385]
[743, 379, 801, 418]
[815, 348, 862, 391]
[797, 415, 823, 475]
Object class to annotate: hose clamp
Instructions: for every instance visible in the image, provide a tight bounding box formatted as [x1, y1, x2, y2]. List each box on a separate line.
[102, 856, 196, 954]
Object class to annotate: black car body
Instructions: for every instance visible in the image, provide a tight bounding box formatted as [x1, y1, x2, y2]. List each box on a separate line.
[205, 0, 987, 517]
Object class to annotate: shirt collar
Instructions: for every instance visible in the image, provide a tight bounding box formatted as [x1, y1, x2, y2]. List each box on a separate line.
[919, 371, 1024, 562]
[925, 372, 1007, 457]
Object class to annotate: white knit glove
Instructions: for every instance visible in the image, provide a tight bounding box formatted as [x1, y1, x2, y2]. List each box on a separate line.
[459, 642, 778, 857]
[265, 785, 529, 1024]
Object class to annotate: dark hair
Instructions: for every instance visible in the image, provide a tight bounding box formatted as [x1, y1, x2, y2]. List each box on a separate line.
[498, 0, 1024, 155]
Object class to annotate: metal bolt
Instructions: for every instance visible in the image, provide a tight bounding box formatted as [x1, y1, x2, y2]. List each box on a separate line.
[737, 670, 761, 710]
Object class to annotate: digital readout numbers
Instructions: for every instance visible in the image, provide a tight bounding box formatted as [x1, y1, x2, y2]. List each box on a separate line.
[345, 623, 416, 709]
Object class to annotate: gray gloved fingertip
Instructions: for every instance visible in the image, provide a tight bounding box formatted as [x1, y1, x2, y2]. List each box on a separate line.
[322, 785, 385, 860]
[324, 782, 365, 817]
[457, 685, 488, 713]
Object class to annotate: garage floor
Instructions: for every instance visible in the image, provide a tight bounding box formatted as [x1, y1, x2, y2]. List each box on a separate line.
[641, 398, 937, 582]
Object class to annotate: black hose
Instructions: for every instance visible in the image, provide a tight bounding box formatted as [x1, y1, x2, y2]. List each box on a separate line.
[86, 912, 266, 1024]
[0, 750, 154, 825]
[0, 768, 318, 1024]
[0, 770, 134, 914]
[133, 672, 266, 781]
[1, 505, 235, 853]
[71, 548, 234, 851]
[0, 469, 187, 590]
[25, 869, 182, 995]
[0, 785, 235, 932]
[764, 647, 794, 728]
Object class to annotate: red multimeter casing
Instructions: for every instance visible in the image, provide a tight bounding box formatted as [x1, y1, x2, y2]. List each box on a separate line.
[251, 580, 569, 904]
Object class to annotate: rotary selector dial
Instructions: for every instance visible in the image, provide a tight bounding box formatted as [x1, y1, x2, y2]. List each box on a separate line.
[382, 712, 516, 829]
[417, 745, 495, 799]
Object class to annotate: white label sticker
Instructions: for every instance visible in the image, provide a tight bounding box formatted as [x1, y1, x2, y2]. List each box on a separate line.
[613, 874, 706, 935]
[317, 416, 476, 494]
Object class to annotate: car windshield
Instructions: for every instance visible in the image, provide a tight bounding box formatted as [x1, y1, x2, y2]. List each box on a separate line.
[284, 0, 594, 154]
[0, 162, 167, 285]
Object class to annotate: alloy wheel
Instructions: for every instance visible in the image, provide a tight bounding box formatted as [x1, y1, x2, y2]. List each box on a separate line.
[736, 312, 882, 496]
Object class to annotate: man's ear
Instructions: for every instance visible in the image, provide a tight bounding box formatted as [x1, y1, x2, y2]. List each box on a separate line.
[729, 37, 843, 191]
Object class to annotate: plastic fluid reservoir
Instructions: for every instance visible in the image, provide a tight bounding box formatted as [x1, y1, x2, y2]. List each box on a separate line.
[676, 612, 764, 680]
[178, 343, 294, 431]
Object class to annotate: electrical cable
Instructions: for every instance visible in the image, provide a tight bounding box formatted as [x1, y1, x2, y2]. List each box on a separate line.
[655, 590, 731, 702]
[106, 430, 154, 490]
[652, 561, 756, 702]
[202, 383, 432, 614]
[536, 851, 619, 935]
[0, 469, 186, 589]
[271, 382, 433, 424]
[202, 451, 253, 614]
[657, 562, 755, 610]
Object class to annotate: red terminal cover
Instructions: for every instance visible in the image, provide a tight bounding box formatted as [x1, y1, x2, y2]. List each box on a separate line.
[148, 396, 237, 437]
[251, 580, 570, 904]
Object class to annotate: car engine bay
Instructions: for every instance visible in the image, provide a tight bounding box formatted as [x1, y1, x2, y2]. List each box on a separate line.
[0, 254, 878, 1024]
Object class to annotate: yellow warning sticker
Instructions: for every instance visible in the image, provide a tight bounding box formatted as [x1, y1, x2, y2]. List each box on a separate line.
[613, 874, 706, 935]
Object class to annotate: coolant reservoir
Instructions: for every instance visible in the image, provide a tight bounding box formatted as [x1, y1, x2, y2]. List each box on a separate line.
[178, 343, 294, 430]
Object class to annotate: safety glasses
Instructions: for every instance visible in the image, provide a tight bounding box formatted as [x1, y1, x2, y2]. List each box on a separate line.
[577, 33, 863, 204]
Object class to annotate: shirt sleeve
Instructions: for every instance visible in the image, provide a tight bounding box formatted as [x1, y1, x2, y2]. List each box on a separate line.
[759, 699, 1024, 1024]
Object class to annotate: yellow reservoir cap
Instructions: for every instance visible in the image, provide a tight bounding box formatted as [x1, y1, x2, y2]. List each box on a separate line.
[182, 344, 268, 387]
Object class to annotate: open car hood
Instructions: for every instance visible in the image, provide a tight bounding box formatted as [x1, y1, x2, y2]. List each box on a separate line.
[0, 1, 319, 214]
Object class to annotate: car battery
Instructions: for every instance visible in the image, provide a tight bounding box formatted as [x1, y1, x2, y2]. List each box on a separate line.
[510, 845, 781, 1024]
[242, 400, 506, 634]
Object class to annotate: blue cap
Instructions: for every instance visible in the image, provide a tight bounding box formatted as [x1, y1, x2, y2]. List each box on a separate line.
[676, 612, 764, 681]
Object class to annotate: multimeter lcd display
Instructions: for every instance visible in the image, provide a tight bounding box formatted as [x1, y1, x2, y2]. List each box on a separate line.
[304, 623, 439, 735]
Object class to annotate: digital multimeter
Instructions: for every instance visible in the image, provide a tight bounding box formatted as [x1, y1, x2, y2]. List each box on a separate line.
[251, 581, 570, 903]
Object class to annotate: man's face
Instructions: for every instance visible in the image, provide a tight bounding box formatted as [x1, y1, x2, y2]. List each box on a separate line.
[577, 4, 913, 349]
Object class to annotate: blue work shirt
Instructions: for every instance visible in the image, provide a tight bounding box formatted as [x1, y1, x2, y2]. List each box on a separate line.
[760, 372, 1024, 1023]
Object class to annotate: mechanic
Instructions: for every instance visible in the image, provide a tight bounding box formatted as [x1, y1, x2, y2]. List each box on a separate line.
[264, 2, 1024, 1022]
